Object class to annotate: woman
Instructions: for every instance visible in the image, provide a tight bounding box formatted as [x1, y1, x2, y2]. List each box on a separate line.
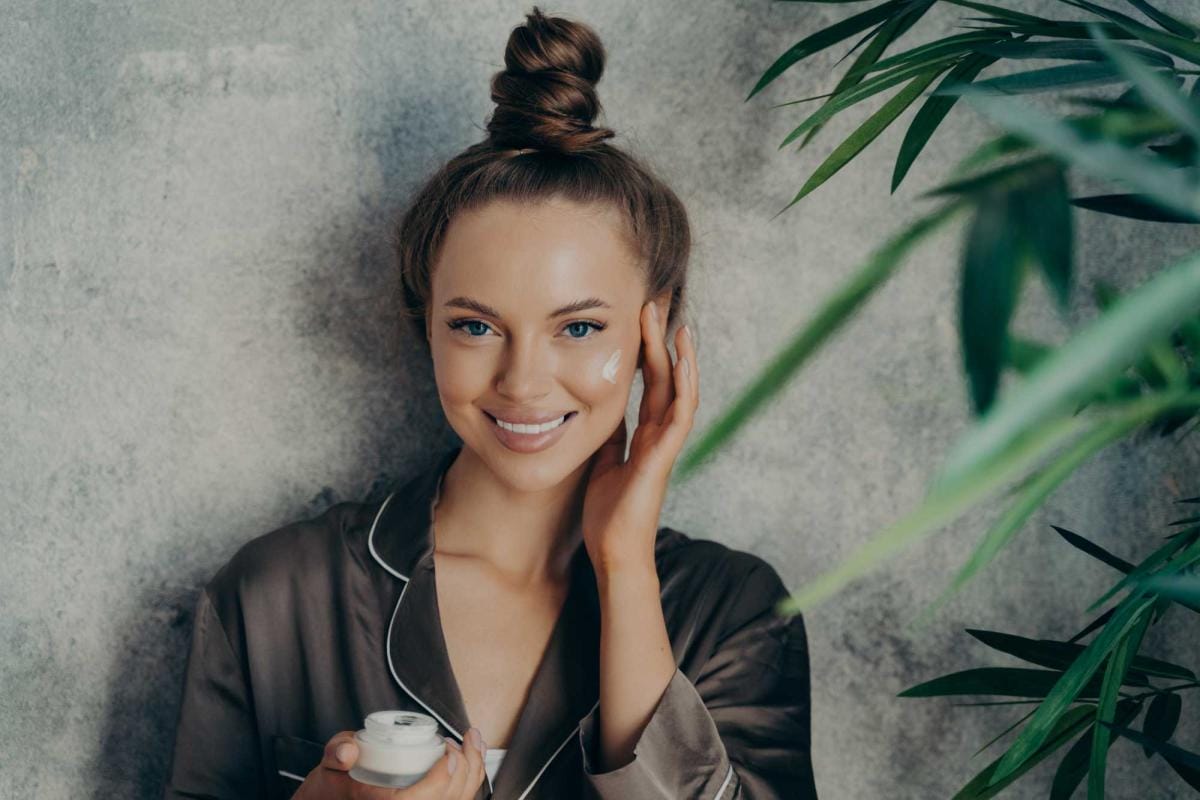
[163, 7, 817, 800]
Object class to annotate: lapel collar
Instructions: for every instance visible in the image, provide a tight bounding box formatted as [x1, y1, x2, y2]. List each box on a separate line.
[367, 444, 602, 800]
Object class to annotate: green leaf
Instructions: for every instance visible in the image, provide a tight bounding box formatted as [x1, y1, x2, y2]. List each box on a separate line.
[953, 705, 1097, 799]
[675, 202, 968, 479]
[1050, 698, 1141, 800]
[1067, 606, 1117, 645]
[777, 53, 963, 147]
[747, 0, 912, 101]
[949, 88, 1200, 221]
[1013, 166, 1073, 310]
[930, 230, 1200, 498]
[1071, 193, 1200, 223]
[893, 52, 1000, 192]
[898, 667, 1111, 698]
[987, 593, 1157, 787]
[1087, 22, 1200, 143]
[1085, 528, 1200, 614]
[1088, 607, 1152, 797]
[943, 61, 1127, 94]
[785, 66, 945, 206]
[1100, 721, 1200, 771]
[1140, 572, 1200, 606]
[967, 628, 1152, 684]
[970, 38, 1175, 67]
[1142, 692, 1182, 758]
[909, 415, 1143, 629]
[1006, 336, 1053, 374]
[796, 4, 934, 152]
[1057, 0, 1200, 67]
[1123, 0, 1199, 39]
[939, 0, 1053, 27]
[961, 189, 1025, 415]
[847, 29, 1007, 82]
[1052, 525, 1135, 574]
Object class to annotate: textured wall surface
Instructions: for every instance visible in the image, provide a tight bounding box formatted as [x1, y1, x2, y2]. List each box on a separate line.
[4, 1, 1200, 797]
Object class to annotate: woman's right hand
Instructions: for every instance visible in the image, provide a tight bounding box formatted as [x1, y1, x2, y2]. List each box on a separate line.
[293, 728, 487, 799]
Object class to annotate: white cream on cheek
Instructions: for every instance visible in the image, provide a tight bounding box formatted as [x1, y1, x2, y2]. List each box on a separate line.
[601, 349, 621, 384]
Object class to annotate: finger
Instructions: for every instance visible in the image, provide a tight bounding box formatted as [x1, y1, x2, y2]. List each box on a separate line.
[440, 737, 468, 799]
[320, 731, 360, 772]
[660, 325, 698, 452]
[638, 300, 673, 427]
[456, 729, 486, 800]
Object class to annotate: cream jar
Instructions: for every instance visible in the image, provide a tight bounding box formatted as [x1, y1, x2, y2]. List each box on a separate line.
[349, 710, 447, 788]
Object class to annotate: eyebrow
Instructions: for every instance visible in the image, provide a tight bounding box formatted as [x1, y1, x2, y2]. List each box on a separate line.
[443, 296, 613, 320]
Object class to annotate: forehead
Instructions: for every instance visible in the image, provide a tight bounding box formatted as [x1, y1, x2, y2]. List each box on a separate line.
[432, 197, 644, 308]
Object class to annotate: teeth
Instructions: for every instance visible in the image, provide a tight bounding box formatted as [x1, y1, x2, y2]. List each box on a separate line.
[493, 413, 568, 434]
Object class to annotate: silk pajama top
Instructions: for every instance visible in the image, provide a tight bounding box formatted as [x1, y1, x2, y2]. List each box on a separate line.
[162, 444, 819, 799]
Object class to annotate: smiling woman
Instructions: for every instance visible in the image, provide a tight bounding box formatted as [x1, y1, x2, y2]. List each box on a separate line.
[162, 6, 818, 800]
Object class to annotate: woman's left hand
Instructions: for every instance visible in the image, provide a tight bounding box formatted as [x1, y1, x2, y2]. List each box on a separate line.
[581, 300, 699, 574]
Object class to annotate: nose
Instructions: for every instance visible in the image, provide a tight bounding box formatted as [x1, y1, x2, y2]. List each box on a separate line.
[494, 334, 554, 402]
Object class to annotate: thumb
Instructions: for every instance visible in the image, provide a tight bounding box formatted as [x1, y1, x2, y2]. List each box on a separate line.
[320, 732, 359, 772]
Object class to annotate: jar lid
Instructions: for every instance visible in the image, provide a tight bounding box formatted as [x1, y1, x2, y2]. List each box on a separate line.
[362, 710, 440, 745]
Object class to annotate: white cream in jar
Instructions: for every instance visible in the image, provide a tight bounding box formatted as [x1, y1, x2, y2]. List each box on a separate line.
[349, 710, 447, 788]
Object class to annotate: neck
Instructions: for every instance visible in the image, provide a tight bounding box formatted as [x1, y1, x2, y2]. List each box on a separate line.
[432, 445, 591, 587]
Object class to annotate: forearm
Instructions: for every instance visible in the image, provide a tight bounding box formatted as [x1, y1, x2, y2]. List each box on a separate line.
[593, 559, 676, 773]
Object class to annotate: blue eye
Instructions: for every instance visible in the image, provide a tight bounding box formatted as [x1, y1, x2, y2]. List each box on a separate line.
[446, 319, 606, 340]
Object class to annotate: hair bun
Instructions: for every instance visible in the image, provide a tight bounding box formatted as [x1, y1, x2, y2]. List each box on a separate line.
[486, 7, 615, 154]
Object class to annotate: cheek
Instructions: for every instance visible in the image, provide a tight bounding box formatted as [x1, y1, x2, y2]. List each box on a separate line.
[430, 345, 491, 406]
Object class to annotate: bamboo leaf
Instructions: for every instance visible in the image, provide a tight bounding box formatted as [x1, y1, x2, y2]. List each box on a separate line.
[797, 3, 934, 151]
[1100, 720, 1200, 771]
[1123, 0, 1199, 39]
[1142, 692, 1182, 758]
[898, 667, 1109, 698]
[930, 225, 1200, 498]
[1071, 193, 1200, 223]
[1052, 525, 1136, 574]
[1006, 336, 1052, 374]
[955, 61, 1127, 94]
[1085, 527, 1200, 614]
[893, 52, 1000, 192]
[952, 705, 1097, 799]
[1013, 166, 1073, 310]
[1057, 0, 1200, 66]
[1088, 22, 1200, 143]
[1140, 572, 1200, 606]
[909, 415, 1142, 629]
[1088, 607, 1152, 797]
[747, 0, 912, 101]
[963, 630, 1152, 685]
[948, 88, 1200, 221]
[970, 38, 1175, 67]
[988, 593, 1157, 787]
[786, 66, 945, 205]
[1049, 699, 1141, 799]
[675, 202, 967, 479]
[961, 189, 1025, 414]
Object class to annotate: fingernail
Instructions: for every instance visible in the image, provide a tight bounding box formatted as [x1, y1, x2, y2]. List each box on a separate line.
[682, 357, 690, 377]
[649, 302, 658, 321]
[683, 324, 692, 342]
[336, 743, 354, 764]
[447, 747, 459, 775]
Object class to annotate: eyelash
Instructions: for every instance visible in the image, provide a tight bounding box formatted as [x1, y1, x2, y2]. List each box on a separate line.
[446, 318, 607, 341]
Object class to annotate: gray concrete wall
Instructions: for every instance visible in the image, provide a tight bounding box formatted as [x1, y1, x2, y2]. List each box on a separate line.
[4, 1, 1199, 797]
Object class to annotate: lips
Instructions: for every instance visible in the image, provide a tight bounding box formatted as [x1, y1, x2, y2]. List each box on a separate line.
[484, 409, 577, 454]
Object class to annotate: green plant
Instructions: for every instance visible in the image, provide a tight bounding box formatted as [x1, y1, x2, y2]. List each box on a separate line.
[669, 0, 1200, 623]
[898, 498, 1200, 796]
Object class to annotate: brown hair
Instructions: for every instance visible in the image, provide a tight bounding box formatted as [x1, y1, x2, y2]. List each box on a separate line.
[390, 6, 692, 351]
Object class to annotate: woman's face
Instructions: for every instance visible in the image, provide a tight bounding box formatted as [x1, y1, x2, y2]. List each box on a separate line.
[426, 196, 666, 493]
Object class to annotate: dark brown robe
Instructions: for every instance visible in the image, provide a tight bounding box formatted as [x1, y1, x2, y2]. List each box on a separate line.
[162, 444, 818, 799]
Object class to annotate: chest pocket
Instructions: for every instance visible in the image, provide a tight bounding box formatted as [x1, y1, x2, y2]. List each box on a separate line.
[272, 734, 325, 799]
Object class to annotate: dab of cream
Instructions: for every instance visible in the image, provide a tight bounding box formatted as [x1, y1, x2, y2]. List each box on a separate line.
[601, 349, 621, 383]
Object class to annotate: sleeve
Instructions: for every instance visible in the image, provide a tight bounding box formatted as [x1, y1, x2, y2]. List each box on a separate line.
[162, 586, 266, 800]
[576, 561, 818, 799]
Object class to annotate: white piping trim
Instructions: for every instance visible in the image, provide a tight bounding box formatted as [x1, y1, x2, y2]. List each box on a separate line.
[367, 491, 407, 581]
[278, 769, 305, 782]
[714, 763, 735, 799]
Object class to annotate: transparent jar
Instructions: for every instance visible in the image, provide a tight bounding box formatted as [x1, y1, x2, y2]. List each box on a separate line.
[349, 710, 447, 789]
